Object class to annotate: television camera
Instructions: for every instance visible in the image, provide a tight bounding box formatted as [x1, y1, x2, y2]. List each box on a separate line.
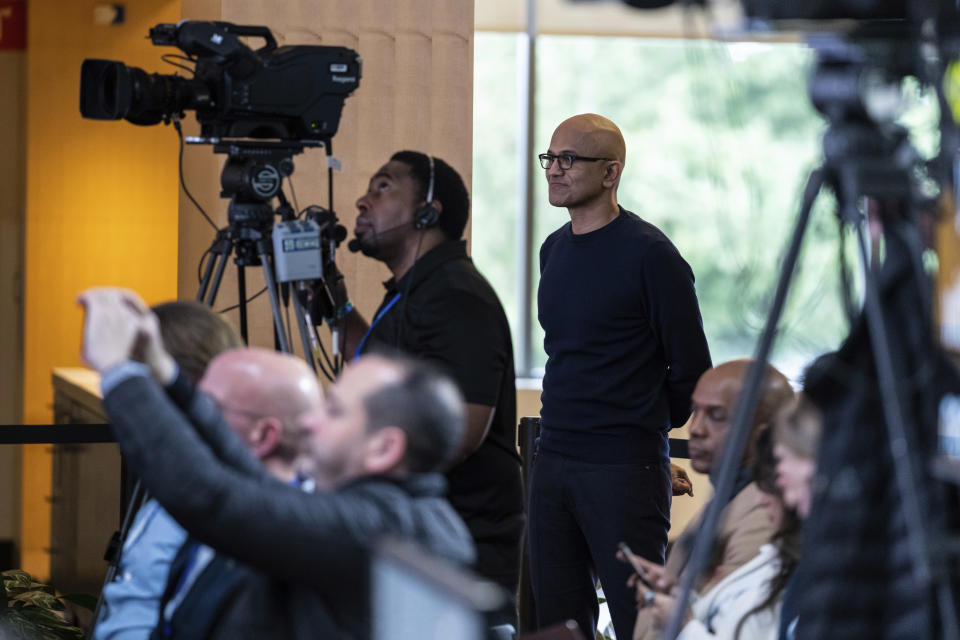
[79, 20, 361, 378]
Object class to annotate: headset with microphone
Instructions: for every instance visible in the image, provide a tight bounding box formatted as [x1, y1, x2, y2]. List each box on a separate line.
[413, 155, 439, 230]
[348, 155, 439, 253]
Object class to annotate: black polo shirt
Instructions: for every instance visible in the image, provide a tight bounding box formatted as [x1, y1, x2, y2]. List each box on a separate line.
[361, 240, 524, 590]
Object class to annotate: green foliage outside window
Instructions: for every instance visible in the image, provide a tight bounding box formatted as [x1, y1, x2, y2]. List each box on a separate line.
[473, 34, 936, 382]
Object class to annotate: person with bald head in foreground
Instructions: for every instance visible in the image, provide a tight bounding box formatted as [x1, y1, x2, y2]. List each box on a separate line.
[77, 287, 475, 639]
[530, 114, 713, 640]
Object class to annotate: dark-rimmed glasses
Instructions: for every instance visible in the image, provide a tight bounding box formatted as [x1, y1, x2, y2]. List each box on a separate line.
[538, 152, 612, 170]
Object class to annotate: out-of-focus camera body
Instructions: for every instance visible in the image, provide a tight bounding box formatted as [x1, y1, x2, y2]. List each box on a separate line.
[80, 21, 362, 142]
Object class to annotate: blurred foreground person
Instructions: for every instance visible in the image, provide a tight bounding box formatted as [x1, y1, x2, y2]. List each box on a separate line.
[151, 347, 325, 640]
[772, 394, 823, 640]
[78, 287, 475, 639]
[631, 359, 794, 640]
[627, 430, 802, 640]
[93, 301, 243, 640]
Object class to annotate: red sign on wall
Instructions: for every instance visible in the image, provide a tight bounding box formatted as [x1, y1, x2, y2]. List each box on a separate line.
[0, 0, 26, 51]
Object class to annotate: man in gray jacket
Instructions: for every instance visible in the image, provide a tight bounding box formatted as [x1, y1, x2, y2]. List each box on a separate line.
[78, 287, 476, 639]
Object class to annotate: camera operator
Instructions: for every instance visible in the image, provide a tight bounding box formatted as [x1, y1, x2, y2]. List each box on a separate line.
[78, 287, 475, 640]
[313, 151, 524, 626]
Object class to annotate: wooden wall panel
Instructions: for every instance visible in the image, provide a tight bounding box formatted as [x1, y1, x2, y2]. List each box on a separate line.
[22, 0, 182, 579]
[177, 0, 475, 352]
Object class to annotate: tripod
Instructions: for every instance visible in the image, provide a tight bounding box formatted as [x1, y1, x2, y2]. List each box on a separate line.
[196, 140, 320, 366]
[662, 34, 960, 640]
[88, 141, 341, 636]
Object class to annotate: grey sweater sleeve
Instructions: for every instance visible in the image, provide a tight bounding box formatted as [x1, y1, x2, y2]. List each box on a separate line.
[103, 375, 386, 589]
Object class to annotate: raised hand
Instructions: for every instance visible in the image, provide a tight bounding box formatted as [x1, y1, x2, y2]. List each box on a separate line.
[77, 287, 148, 374]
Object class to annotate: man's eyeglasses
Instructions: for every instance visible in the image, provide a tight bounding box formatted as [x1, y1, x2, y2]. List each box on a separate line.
[538, 152, 612, 170]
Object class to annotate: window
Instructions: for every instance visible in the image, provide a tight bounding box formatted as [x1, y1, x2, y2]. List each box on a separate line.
[473, 30, 935, 382]
[472, 33, 523, 342]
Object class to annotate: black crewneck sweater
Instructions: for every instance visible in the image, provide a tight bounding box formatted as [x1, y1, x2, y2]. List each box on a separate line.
[537, 207, 712, 464]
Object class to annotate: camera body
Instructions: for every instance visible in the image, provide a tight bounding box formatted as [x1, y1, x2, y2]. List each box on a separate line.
[80, 21, 362, 142]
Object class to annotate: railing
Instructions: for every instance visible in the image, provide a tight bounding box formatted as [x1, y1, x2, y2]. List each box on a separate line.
[0, 424, 114, 443]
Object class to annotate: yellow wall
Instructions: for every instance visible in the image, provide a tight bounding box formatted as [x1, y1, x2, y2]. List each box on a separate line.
[19, 0, 476, 580]
[0, 44, 26, 552]
[21, 0, 181, 578]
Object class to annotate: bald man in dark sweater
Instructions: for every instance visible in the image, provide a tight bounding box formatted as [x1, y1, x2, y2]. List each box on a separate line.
[530, 114, 712, 640]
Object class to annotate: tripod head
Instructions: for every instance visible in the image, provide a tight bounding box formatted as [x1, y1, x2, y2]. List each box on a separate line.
[194, 136, 348, 378]
[807, 30, 928, 225]
[206, 139, 315, 265]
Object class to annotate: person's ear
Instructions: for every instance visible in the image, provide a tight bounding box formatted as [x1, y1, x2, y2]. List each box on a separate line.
[249, 417, 283, 460]
[602, 161, 623, 189]
[364, 426, 407, 475]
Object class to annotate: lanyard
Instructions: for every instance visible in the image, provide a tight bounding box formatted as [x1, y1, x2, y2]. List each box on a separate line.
[354, 292, 402, 360]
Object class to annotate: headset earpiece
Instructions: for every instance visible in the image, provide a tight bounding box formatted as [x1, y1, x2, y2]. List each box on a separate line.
[414, 204, 440, 230]
[413, 155, 439, 230]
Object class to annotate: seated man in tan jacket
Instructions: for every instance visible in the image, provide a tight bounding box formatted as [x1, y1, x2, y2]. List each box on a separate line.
[629, 359, 794, 640]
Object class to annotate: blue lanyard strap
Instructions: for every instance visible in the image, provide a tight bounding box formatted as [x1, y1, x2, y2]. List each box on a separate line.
[354, 292, 402, 360]
[163, 541, 202, 637]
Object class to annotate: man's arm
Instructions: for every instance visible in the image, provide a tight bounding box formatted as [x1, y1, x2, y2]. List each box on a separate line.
[454, 404, 495, 465]
[182, 386, 267, 477]
[333, 307, 369, 361]
[642, 242, 713, 427]
[306, 270, 370, 360]
[102, 373, 403, 590]
[79, 290, 389, 592]
[134, 309, 269, 477]
[332, 281, 504, 460]
[415, 290, 509, 463]
[100, 363, 266, 480]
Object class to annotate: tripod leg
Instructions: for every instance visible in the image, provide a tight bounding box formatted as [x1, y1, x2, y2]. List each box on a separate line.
[198, 231, 232, 305]
[291, 285, 318, 374]
[237, 267, 248, 345]
[258, 248, 291, 353]
[855, 220, 958, 640]
[197, 250, 218, 303]
[206, 239, 233, 308]
[198, 231, 226, 302]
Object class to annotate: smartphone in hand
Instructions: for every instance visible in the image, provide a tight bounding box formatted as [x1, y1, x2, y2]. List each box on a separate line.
[618, 541, 654, 590]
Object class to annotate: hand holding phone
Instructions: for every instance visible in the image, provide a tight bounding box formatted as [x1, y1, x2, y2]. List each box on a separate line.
[617, 541, 654, 590]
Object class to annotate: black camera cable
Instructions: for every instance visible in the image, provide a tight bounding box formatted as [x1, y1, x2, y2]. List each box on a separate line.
[173, 115, 217, 231]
